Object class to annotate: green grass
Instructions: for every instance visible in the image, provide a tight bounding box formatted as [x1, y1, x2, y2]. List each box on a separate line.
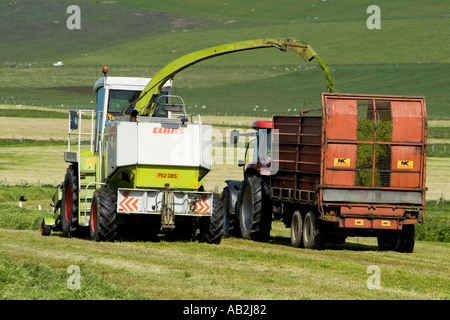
[0, 185, 448, 300]
[1, 0, 450, 117]
[1, 1, 449, 301]
[0, 254, 146, 299]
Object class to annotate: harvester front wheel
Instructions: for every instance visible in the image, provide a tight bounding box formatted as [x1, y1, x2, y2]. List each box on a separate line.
[221, 187, 237, 237]
[89, 188, 117, 242]
[201, 194, 224, 244]
[61, 165, 79, 238]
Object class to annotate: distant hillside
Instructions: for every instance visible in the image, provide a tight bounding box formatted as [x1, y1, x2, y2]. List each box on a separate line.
[0, 0, 449, 118]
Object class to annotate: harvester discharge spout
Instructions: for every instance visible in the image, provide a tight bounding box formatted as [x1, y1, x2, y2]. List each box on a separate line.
[131, 37, 334, 116]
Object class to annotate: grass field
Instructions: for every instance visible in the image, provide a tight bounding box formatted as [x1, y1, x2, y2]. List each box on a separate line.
[1, 0, 449, 302]
[1, 0, 450, 118]
[0, 184, 448, 300]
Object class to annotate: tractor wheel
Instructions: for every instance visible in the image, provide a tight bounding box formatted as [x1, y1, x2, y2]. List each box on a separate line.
[40, 219, 51, 236]
[61, 165, 79, 238]
[89, 188, 117, 242]
[221, 187, 237, 237]
[290, 210, 304, 248]
[302, 210, 325, 250]
[238, 174, 271, 241]
[201, 194, 224, 244]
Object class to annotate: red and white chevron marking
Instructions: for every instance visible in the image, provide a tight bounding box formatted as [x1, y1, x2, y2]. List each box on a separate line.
[195, 200, 211, 215]
[119, 197, 139, 212]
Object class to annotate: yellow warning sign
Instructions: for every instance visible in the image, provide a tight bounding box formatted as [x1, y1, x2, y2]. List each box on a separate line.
[86, 158, 95, 166]
[334, 158, 351, 167]
[381, 220, 391, 227]
[397, 160, 413, 169]
[355, 219, 364, 226]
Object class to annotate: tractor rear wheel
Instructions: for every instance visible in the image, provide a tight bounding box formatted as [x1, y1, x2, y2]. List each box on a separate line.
[89, 188, 117, 242]
[238, 174, 272, 241]
[61, 165, 79, 238]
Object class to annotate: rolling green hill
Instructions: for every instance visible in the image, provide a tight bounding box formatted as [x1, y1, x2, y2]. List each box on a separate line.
[0, 0, 449, 118]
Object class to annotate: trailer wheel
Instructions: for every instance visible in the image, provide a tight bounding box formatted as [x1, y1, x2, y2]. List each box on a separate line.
[290, 210, 304, 248]
[238, 174, 271, 241]
[395, 225, 415, 253]
[302, 210, 325, 250]
[202, 194, 224, 244]
[377, 232, 397, 251]
[61, 165, 79, 238]
[89, 188, 117, 242]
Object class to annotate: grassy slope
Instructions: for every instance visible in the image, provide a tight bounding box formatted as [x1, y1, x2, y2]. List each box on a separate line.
[0, 0, 449, 117]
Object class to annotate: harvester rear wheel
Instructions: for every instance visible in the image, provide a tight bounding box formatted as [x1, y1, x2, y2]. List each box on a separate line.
[238, 174, 272, 241]
[290, 210, 304, 248]
[302, 210, 325, 250]
[61, 165, 79, 238]
[40, 219, 51, 236]
[201, 193, 224, 244]
[89, 188, 117, 242]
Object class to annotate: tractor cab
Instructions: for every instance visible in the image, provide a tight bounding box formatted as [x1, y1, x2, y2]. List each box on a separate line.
[233, 120, 273, 176]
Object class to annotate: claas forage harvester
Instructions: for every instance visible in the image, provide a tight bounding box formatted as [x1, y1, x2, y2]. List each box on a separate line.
[41, 38, 328, 243]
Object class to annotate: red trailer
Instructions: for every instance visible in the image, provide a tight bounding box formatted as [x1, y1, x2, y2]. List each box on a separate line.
[223, 93, 427, 252]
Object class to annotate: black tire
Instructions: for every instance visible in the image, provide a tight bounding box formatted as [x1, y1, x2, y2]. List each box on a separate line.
[202, 194, 224, 244]
[40, 219, 51, 236]
[395, 225, 415, 253]
[377, 232, 398, 251]
[302, 210, 325, 250]
[238, 174, 272, 241]
[61, 165, 79, 238]
[221, 187, 237, 237]
[290, 210, 304, 248]
[89, 188, 117, 242]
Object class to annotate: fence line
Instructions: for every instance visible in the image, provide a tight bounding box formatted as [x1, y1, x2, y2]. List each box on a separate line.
[0, 178, 61, 188]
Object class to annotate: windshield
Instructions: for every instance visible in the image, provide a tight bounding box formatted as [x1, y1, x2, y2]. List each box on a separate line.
[252, 129, 272, 163]
[108, 89, 142, 115]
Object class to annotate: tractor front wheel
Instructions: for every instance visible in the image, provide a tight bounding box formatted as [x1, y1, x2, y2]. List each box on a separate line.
[238, 174, 271, 241]
[89, 188, 117, 242]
